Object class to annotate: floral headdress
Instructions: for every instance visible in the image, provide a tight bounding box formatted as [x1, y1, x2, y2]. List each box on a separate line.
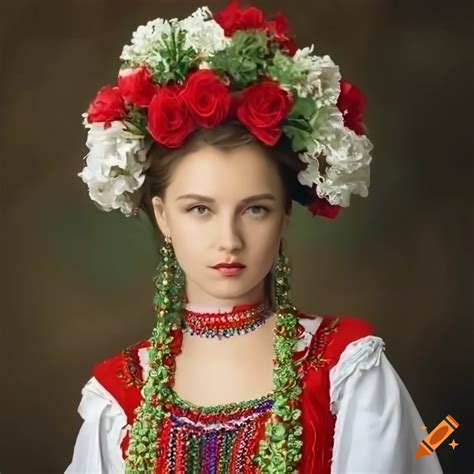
[78, 1, 373, 220]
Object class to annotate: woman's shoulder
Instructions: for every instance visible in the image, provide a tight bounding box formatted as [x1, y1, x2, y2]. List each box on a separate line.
[296, 309, 382, 369]
[297, 309, 378, 347]
[91, 338, 151, 414]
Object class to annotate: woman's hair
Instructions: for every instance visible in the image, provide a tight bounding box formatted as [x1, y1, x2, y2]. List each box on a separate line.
[138, 122, 307, 232]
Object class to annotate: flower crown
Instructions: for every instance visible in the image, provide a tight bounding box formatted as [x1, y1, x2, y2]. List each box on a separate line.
[79, 1, 373, 219]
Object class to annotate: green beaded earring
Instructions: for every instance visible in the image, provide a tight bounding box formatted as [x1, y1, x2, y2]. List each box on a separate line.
[152, 235, 186, 326]
[274, 240, 292, 309]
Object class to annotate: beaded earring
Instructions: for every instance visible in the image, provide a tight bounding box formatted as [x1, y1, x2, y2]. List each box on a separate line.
[270, 240, 291, 309]
[152, 235, 186, 326]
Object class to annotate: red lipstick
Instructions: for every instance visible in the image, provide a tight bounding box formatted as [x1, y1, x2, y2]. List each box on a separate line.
[211, 262, 246, 276]
[212, 262, 246, 269]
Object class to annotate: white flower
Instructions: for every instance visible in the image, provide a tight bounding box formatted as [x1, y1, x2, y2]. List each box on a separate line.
[297, 107, 373, 207]
[179, 6, 229, 54]
[293, 45, 341, 107]
[78, 121, 152, 216]
[120, 17, 173, 63]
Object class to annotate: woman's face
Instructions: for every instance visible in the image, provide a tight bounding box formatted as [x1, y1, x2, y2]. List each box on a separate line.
[152, 143, 290, 307]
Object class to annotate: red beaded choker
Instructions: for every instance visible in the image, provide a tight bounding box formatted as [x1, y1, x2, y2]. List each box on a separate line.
[182, 301, 271, 339]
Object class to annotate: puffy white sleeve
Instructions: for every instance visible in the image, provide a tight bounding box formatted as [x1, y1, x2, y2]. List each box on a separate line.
[329, 336, 444, 474]
[65, 376, 127, 474]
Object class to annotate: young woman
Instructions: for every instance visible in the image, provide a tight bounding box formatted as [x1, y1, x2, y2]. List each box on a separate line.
[66, 2, 444, 473]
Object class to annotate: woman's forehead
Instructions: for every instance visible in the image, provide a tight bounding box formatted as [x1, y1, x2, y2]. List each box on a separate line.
[166, 144, 283, 195]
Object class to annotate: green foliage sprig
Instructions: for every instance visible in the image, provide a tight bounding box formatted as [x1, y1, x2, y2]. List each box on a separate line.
[209, 30, 270, 88]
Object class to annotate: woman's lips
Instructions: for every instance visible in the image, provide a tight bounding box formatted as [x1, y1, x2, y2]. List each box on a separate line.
[213, 266, 245, 276]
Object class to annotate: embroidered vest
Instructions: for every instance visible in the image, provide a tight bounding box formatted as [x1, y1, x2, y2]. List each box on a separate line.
[93, 313, 375, 473]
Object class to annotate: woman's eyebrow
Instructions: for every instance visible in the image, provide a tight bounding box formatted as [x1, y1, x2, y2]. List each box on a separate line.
[176, 193, 276, 204]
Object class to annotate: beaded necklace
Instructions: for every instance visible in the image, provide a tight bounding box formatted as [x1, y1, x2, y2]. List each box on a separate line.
[182, 301, 271, 339]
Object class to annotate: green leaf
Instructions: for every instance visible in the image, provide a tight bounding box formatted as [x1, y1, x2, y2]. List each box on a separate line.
[266, 49, 305, 86]
[208, 30, 269, 88]
[123, 107, 148, 135]
[289, 96, 317, 120]
[149, 27, 198, 84]
[282, 97, 318, 153]
[287, 116, 313, 133]
[283, 121, 312, 152]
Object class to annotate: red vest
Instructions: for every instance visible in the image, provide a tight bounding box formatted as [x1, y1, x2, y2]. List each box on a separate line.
[94, 313, 375, 473]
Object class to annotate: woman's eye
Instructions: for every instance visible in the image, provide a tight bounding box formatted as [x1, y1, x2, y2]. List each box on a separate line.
[188, 205, 209, 215]
[246, 206, 269, 216]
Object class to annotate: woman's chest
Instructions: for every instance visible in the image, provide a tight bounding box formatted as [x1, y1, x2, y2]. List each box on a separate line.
[172, 333, 275, 407]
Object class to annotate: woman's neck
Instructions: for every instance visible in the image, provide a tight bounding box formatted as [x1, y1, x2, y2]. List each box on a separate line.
[184, 279, 269, 313]
[184, 300, 266, 313]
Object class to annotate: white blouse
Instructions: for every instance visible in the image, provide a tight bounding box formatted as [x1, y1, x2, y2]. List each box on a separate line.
[65, 318, 444, 474]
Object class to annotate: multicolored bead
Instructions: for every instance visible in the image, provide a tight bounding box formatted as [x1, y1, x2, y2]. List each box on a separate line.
[182, 302, 272, 339]
[155, 390, 274, 472]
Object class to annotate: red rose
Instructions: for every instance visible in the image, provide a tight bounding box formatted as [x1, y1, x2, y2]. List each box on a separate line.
[147, 86, 196, 148]
[266, 12, 297, 56]
[118, 66, 158, 108]
[336, 79, 367, 136]
[308, 194, 341, 219]
[183, 70, 231, 127]
[86, 85, 127, 128]
[214, 0, 265, 36]
[236, 81, 293, 145]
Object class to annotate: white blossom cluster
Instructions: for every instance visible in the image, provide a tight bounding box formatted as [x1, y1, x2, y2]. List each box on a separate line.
[120, 7, 228, 67]
[78, 119, 152, 216]
[292, 45, 373, 207]
[292, 46, 342, 107]
[178, 6, 229, 54]
[120, 18, 172, 65]
[298, 121, 373, 207]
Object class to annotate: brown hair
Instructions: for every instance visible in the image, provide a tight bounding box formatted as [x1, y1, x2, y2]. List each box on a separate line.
[138, 122, 307, 233]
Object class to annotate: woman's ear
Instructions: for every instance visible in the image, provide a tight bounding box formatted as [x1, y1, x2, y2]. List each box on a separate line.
[151, 196, 171, 238]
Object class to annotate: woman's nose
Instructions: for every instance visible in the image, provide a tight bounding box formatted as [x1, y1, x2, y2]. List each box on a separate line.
[217, 216, 243, 252]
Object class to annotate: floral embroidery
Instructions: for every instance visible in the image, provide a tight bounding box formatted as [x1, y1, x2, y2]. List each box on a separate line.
[116, 341, 147, 388]
[304, 316, 340, 371]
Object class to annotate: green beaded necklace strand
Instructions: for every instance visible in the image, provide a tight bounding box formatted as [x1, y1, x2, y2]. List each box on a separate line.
[125, 239, 303, 473]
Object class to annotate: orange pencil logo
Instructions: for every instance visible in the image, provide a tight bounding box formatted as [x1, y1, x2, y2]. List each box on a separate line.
[416, 414, 459, 458]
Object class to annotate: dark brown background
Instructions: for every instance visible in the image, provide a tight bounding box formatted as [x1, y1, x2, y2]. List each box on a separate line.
[1, 0, 472, 473]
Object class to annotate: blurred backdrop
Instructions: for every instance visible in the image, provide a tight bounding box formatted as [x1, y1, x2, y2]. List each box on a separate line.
[1, 0, 472, 472]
